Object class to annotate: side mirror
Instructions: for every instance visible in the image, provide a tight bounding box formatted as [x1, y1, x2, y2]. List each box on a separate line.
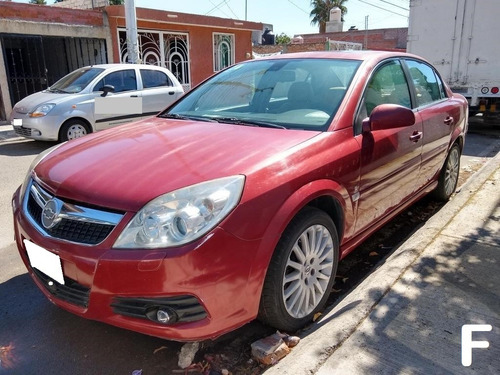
[362, 104, 415, 133]
[100, 84, 115, 97]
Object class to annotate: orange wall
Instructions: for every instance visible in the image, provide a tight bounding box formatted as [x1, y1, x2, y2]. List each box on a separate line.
[106, 6, 261, 87]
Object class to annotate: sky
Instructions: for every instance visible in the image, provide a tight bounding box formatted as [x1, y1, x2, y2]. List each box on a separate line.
[14, 0, 410, 36]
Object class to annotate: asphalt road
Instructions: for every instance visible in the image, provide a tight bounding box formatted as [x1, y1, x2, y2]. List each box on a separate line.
[0, 126, 499, 375]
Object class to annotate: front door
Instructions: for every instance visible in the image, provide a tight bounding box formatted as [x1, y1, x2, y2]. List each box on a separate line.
[92, 68, 143, 130]
[355, 60, 423, 233]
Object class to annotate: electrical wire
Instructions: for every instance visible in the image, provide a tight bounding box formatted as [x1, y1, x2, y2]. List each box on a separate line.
[357, 0, 408, 18]
[287, 0, 310, 15]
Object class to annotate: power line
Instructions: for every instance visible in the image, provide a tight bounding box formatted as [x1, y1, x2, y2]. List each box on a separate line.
[206, 0, 228, 15]
[287, 0, 310, 15]
[224, 0, 239, 19]
[208, 0, 231, 18]
[379, 0, 409, 11]
[357, 0, 408, 18]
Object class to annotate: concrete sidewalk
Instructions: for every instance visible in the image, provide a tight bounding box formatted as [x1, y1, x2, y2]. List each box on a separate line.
[265, 153, 500, 374]
[0, 123, 16, 141]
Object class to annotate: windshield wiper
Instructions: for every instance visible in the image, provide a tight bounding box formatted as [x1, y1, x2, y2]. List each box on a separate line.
[212, 117, 286, 129]
[48, 88, 70, 94]
[158, 113, 217, 122]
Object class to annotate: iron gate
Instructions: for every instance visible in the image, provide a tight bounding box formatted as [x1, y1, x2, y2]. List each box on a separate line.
[1, 34, 107, 107]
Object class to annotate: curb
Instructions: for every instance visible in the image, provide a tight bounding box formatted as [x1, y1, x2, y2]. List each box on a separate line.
[264, 150, 500, 375]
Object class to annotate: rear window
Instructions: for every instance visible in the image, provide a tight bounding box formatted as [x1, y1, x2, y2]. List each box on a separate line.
[141, 69, 173, 89]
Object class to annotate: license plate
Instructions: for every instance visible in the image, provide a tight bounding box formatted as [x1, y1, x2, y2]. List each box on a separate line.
[24, 240, 65, 285]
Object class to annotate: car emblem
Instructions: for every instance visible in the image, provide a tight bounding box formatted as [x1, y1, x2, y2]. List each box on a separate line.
[41, 199, 62, 229]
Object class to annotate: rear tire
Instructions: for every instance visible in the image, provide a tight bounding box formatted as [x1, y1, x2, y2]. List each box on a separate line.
[434, 143, 461, 201]
[258, 207, 339, 332]
[59, 119, 90, 142]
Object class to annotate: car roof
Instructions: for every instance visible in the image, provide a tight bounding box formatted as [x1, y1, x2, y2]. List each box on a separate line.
[82, 63, 169, 71]
[250, 50, 426, 64]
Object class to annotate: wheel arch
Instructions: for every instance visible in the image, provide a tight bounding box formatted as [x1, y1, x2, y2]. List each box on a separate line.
[58, 117, 93, 140]
[244, 179, 353, 316]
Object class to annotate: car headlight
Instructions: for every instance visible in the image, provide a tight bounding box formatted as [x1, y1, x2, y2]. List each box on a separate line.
[29, 103, 55, 117]
[113, 175, 245, 249]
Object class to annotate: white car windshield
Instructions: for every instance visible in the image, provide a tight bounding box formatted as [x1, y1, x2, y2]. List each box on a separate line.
[165, 58, 361, 131]
[49, 67, 104, 94]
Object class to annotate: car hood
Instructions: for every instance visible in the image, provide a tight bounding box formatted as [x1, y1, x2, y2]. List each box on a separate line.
[13, 91, 78, 113]
[34, 118, 320, 212]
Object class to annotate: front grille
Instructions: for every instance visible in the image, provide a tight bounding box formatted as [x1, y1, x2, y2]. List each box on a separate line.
[14, 126, 32, 137]
[24, 180, 124, 245]
[111, 296, 208, 323]
[32, 268, 90, 308]
[27, 194, 114, 244]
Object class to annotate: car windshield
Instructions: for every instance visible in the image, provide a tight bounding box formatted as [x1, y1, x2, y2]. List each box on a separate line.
[49, 67, 105, 94]
[164, 58, 361, 131]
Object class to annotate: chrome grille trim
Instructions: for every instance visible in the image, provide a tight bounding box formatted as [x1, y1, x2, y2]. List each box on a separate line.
[23, 178, 124, 245]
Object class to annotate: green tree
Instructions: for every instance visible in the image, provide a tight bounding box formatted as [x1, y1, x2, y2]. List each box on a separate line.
[310, 0, 348, 33]
[30, 0, 47, 4]
[109, 0, 125, 4]
[276, 33, 291, 45]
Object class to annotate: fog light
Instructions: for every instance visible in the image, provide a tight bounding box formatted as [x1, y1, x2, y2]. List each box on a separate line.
[157, 309, 172, 324]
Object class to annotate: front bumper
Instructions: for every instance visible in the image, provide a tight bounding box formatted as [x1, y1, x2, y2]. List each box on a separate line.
[12, 186, 263, 341]
[10, 112, 60, 141]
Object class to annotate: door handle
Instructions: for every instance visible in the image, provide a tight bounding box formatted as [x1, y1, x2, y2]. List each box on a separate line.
[409, 131, 423, 142]
[130, 95, 138, 97]
[444, 116, 454, 125]
[168, 91, 175, 95]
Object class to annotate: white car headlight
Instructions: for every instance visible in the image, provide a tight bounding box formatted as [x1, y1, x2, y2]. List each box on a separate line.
[114, 175, 245, 249]
[29, 103, 55, 118]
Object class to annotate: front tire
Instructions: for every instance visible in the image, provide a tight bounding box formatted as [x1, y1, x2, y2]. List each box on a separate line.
[258, 207, 339, 332]
[434, 143, 461, 201]
[59, 119, 90, 142]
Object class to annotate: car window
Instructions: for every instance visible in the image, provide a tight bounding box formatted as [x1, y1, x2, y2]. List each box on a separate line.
[364, 61, 411, 115]
[405, 60, 443, 107]
[93, 69, 137, 93]
[50, 67, 104, 93]
[355, 60, 411, 134]
[167, 58, 361, 131]
[140, 69, 173, 89]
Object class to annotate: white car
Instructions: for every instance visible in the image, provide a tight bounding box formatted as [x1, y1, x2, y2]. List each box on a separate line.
[9, 64, 184, 142]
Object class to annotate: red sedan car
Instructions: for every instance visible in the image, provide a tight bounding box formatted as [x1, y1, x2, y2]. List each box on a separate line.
[12, 51, 467, 341]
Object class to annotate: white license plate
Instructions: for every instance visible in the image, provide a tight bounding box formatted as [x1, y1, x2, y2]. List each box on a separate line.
[24, 240, 65, 285]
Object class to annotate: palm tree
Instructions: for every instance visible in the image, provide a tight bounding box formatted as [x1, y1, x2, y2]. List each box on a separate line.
[310, 0, 348, 33]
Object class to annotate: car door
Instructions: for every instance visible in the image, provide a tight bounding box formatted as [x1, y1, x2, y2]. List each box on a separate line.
[92, 68, 143, 131]
[404, 59, 458, 186]
[354, 59, 424, 233]
[139, 68, 184, 117]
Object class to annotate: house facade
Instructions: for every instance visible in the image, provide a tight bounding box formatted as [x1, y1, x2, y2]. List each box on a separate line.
[0, 1, 263, 121]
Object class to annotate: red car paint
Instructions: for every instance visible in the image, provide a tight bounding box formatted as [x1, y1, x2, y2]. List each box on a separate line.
[12, 51, 468, 341]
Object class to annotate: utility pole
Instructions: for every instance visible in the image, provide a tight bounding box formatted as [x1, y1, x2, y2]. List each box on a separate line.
[364, 15, 369, 50]
[125, 0, 140, 64]
[245, 0, 247, 20]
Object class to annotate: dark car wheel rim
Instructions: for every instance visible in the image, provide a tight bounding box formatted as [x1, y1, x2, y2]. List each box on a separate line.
[282, 224, 334, 319]
[67, 124, 87, 140]
[444, 147, 460, 197]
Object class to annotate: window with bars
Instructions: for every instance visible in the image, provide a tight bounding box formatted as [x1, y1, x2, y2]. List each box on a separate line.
[213, 33, 235, 72]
